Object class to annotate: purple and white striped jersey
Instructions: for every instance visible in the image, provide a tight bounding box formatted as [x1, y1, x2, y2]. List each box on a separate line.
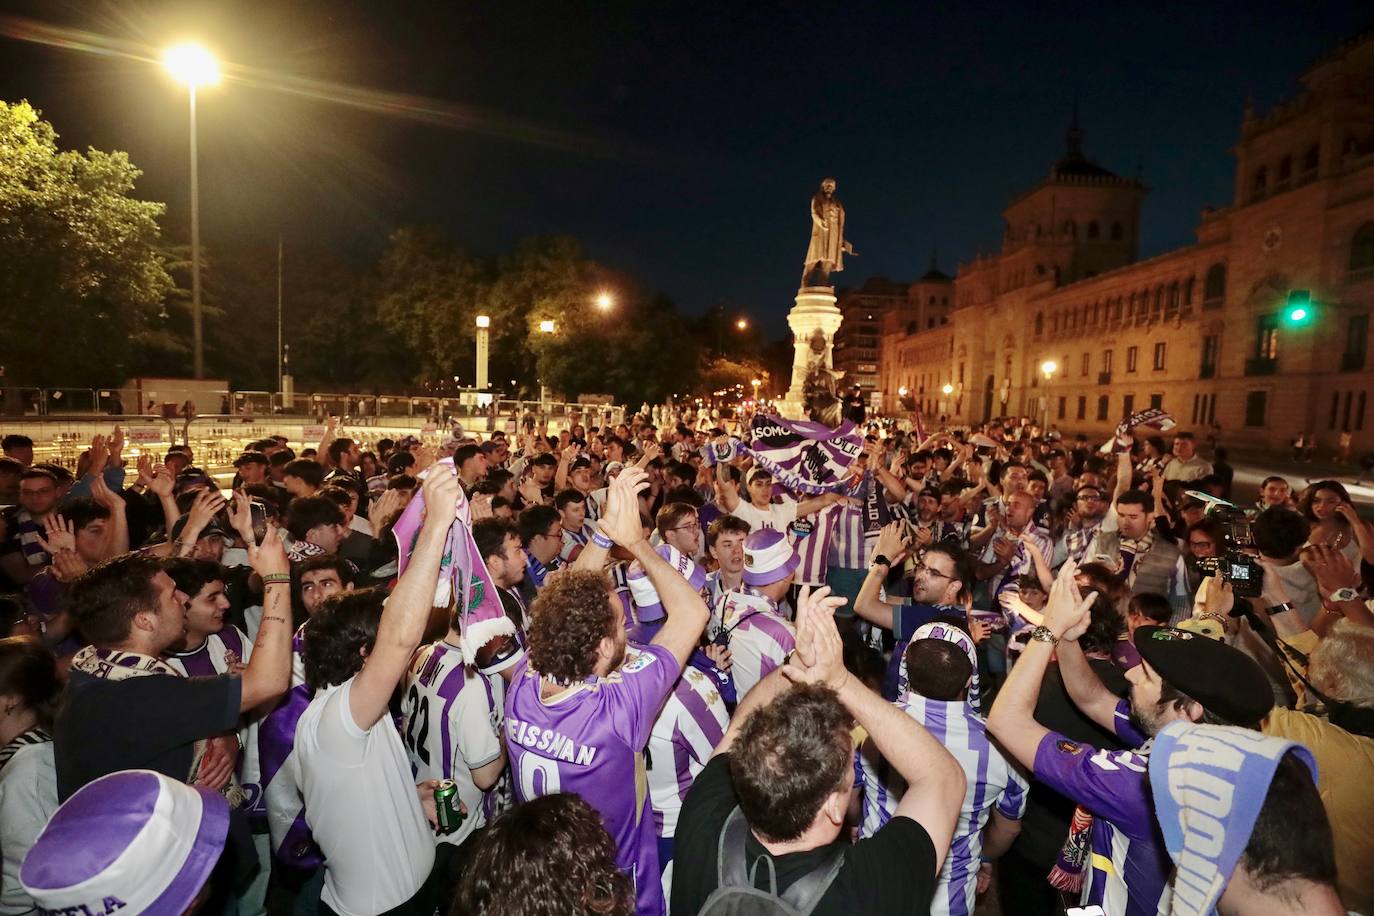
[165, 627, 263, 824]
[402, 641, 505, 848]
[1032, 704, 1171, 916]
[858, 695, 1027, 916]
[791, 504, 840, 587]
[636, 652, 728, 839]
[504, 643, 681, 916]
[560, 525, 589, 563]
[704, 573, 763, 641]
[827, 472, 877, 570]
[716, 591, 795, 700]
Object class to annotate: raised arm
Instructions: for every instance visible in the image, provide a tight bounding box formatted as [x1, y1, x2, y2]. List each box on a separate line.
[790, 587, 965, 871]
[239, 525, 295, 711]
[795, 491, 841, 518]
[988, 564, 1097, 769]
[852, 522, 909, 629]
[554, 444, 578, 492]
[349, 464, 457, 730]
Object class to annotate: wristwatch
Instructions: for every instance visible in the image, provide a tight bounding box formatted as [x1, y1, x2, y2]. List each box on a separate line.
[1029, 625, 1059, 646]
[1326, 587, 1360, 603]
[872, 555, 892, 568]
[1265, 602, 1295, 616]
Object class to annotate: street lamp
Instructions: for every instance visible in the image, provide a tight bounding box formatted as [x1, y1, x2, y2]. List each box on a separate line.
[751, 377, 761, 400]
[475, 315, 490, 390]
[595, 292, 614, 311]
[539, 319, 556, 334]
[163, 42, 219, 380]
[1039, 360, 1058, 432]
[736, 318, 749, 331]
[941, 383, 953, 395]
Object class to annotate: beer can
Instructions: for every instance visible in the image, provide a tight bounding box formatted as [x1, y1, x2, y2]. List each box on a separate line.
[434, 779, 464, 835]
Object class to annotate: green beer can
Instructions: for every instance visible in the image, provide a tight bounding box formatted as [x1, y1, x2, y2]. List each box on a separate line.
[434, 779, 464, 835]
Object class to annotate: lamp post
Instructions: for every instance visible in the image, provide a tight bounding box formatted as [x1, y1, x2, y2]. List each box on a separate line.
[595, 292, 614, 311]
[751, 377, 761, 401]
[736, 318, 749, 331]
[1039, 360, 1058, 432]
[475, 315, 490, 390]
[163, 43, 219, 380]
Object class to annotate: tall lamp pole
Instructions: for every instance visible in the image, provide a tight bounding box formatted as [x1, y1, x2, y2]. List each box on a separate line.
[475, 315, 491, 390]
[163, 43, 219, 379]
[1040, 360, 1058, 432]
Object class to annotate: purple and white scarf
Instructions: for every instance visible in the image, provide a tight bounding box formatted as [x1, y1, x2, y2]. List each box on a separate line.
[703, 414, 863, 495]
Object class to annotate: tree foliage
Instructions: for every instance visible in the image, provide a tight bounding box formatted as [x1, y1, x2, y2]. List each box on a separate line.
[0, 101, 173, 386]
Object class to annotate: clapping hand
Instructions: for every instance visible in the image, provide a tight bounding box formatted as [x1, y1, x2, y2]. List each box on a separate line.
[419, 463, 461, 533]
[38, 515, 76, 554]
[89, 473, 124, 511]
[148, 464, 175, 498]
[782, 586, 850, 690]
[51, 549, 89, 583]
[603, 467, 650, 548]
[1041, 561, 1096, 642]
[370, 488, 406, 538]
[86, 435, 109, 477]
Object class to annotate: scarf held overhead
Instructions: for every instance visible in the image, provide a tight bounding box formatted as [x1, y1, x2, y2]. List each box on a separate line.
[393, 459, 516, 665]
[715, 414, 863, 495]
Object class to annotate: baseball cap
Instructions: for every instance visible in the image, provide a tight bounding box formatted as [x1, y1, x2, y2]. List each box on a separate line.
[745, 467, 773, 485]
[570, 455, 593, 472]
[742, 528, 799, 588]
[626, 545, 706, 623]
[1133, 625, 1274, 726]
[21, 770, 229, 916]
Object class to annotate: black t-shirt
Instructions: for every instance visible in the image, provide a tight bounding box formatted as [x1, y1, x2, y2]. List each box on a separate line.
[671, 755, 938, 916]
[54, 669, 242, 800]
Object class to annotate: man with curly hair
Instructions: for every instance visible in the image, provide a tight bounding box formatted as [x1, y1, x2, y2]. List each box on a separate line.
[504, 468, 709, 916]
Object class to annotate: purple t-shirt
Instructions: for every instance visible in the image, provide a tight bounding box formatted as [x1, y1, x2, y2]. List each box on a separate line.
[1031, 701, 1171, 916]
[504, 643, 680, 916]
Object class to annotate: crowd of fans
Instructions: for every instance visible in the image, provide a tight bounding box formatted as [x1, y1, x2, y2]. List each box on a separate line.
[0, 411, 1370, 916]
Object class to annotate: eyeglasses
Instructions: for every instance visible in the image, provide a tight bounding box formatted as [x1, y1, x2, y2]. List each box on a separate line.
[668, 522, 701, 533]
[913, 552, 955, 581]
[1076, 493, 1105, 502]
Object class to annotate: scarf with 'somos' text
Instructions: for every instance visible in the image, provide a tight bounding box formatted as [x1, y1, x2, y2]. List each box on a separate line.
[704, 414, 863, 495]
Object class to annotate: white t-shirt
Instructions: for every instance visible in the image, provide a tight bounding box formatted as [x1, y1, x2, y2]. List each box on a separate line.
[294, 678, 435, 915]
[728, 497, 799, 535]
[0, 739, 58, 916]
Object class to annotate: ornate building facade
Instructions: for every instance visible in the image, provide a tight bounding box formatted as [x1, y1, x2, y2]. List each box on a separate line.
[879, 28, 1374, 449]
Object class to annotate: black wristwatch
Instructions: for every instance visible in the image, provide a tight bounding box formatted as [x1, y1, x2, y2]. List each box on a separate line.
[1265, 602, 1295, 616]
[872, 555, 892, 568]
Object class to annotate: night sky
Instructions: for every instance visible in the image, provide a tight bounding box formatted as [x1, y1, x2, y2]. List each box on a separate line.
[0, 1, 1368, 336]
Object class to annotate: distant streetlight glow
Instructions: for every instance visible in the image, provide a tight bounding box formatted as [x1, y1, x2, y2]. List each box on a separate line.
[941, 383, 954, 395]
[736, 318, 749, 331]
[595, 292, 614, 310]
[539, 319, 556, 334]
[475, 314, 491, 328]
[163, 43, 220, 87]
[1041, 359, 1058, 378]
[898, 386, 909, 397]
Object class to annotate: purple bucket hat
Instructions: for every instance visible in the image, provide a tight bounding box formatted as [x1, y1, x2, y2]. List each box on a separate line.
[743, 528, 799, 587]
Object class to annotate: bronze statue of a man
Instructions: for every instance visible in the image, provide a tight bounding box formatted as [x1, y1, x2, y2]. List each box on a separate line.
[801, 177, 856, 287]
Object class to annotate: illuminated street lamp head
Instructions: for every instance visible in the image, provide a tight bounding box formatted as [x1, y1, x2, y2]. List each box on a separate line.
[898, 386, 909, 398]
[941, 383, 954, 395]
[539, 319, 556, 334]
[1040, 359, 1058, 378]
[163, 43, 220, 88]
[735, 318, 748, 330]
[595, 292, 614, 310]
[475, 315, 491, 328]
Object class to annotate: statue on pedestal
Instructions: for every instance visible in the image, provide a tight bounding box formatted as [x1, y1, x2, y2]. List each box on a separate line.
[801, 328, 843, 427]
[801, 177, 856, 288]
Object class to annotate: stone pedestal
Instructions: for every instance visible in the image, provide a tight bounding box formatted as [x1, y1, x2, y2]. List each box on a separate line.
[778, 287, 843, 420]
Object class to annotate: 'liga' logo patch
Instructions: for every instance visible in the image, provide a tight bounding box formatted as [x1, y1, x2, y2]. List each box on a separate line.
[1056, 739, 1083, 755]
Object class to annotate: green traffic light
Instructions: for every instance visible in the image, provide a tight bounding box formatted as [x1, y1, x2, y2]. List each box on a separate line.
[1288, 307, 1308, 322]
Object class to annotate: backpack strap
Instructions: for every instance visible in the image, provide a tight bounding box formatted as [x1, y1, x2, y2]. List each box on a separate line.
[715, 806, 847, 915]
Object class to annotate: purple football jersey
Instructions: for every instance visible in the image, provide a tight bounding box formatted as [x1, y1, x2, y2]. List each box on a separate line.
[1032, 730, 1173, 916]
[504, 643, 680, 916]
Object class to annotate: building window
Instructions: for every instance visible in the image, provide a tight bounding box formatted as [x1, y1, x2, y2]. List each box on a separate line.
[1034, 312, 1044, 336]
[1256, 314, 1279, 360]
[1204, 263, 1226, 304]
[1077, 396, 1086, 420]
[1201, 335, 1219, 378]
[1150, 393, 1163, 410]
[1113, 298, 1124, 321]
[1151, 287, 1164, 321]
[1122, 394, 1135, 418]
[1351, 222, 1374, 277]
[1097, 395, 1109, 421]
[1127, 346, 1138, 373]
[1103, 349, 1113, 373]
[1302, 144, 1319, 174]
[1245, 391, 1268, 427]
[1166, 282, 1180, 318]
[1277, 155, 1292, 186]
[1344, 314, 1368, 371]
[1183, 277, 1195, 306]
[1251, 166, 1268, 199]
[1081, 352, 1090, 377]
[1087, 221, 1100, 240]
[1331, 392, 1340, 430]
[1111, 221, 1124, 241]
[1153, 342, 1167, 371]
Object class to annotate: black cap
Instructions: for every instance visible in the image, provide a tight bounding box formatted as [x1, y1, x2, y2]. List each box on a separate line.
[234, 451, 269, 467]
[1133, 625, 1274, 726]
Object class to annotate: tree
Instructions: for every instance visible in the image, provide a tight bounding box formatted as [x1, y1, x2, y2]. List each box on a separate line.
[0, 101, 173, 388]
